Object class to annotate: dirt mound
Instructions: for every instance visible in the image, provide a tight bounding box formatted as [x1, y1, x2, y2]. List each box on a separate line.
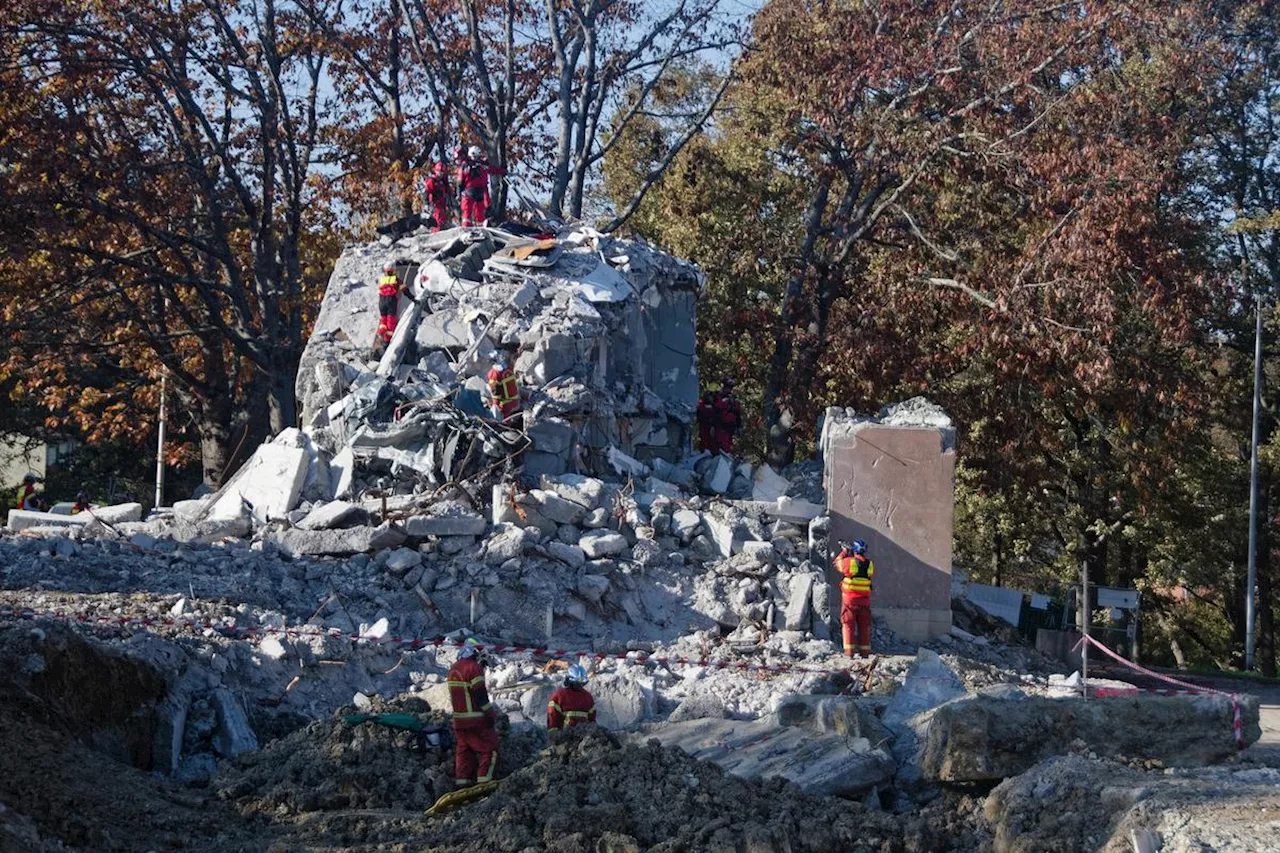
[277, 727, 920, 852]
[215, 699, 546, 815]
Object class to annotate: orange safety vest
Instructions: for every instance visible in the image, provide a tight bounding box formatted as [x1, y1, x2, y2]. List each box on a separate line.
[837, 554, 874, 595]
[447, 657, 492, 728]
[378, 273, 399, 297]
[15, 484, 34, 510]
[487, 366, 519, 411]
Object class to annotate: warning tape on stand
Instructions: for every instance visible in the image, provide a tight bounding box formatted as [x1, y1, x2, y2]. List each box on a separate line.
[1072, 633, 1245, 751]
[0, 603, 874, 680]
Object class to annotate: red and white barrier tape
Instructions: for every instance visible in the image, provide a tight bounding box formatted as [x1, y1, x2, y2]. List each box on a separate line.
[0, 603, 869, 679]
[1072, 633, 1245, 750]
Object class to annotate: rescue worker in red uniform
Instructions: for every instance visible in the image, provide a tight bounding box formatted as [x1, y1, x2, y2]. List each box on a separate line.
[547, 665, 596, 732]
[14, 473, 39, 511]
[447, 638, 500, 790]
[422, 161, 452, 232]
[836, 539, 875, 658]
[457, 145, 505, 227]
[696, 391, 718, 452]
[712, 378, 741, 455]
[486, 358, 521, 421]
[377, 263, 400, 344]
[72, 491, 91, 514]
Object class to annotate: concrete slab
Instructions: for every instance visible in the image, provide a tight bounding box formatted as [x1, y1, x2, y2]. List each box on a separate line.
[208, 444, 308, 522]
[296, 500, 366, 530]
[267, 523, 406, 556]
[6, 509, 87, 532]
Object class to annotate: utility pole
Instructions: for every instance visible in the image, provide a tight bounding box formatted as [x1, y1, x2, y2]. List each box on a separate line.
[154, 371, 167, 510]
[1246, 290, 1263, 671]
[1081, 558, 1089, 698]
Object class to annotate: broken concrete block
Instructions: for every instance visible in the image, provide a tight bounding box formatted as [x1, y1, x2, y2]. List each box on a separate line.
[921, 694, 1261, 782]
[547, 541, 586, 568]
[329, 446, 355, 500]
[259, 636, 288, 660]
[415, 311, 469, 350]
[740, 540, 776, 567]
[530, 489, 586, 525]
[884, 649, 969, 732]
[268, 523, 406, 557]
[210, 688, 259, 757]
[582, 507, 609, 528]
[667, 695, 728, 724]
[405, 512, 487, 537]
[208, 444, 308, 522]
[361, 617, 391, 642]
[751, 464, 790, 502]
[607, 446, 650, 478]
[545, 474, 608, 510]
[5, 510, 88, 532]
[528, 418, 575, 455]
[784, 574, 814, 631]
[384, 548, 423, 575]
[811, 580, 832, 641]
[484, 526, 530, 565]
[576, 574, 610, 604]
[701, 454, 733, 494]
[670, 509, 701, 542]
[296, 500, 366, 530]
[645, 717, 895, 798]
[589, 675, 652, 729]
[579, 530, 627, 558]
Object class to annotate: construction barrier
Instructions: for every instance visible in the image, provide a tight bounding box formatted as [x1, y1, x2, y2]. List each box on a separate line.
[1073, 633, 1245, 750]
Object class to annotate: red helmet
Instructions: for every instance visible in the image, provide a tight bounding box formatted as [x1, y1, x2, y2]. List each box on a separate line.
[433, 161, 447, 175]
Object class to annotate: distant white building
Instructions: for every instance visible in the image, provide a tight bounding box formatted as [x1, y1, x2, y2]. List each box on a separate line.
[0, 434, 76, 488]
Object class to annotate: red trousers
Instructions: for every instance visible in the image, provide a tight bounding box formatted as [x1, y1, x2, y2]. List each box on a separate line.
[460, 194, 488, 226]
[453, 722, 499, 787]
[430, 200, 448, 232]
[841, 592, 871, 657]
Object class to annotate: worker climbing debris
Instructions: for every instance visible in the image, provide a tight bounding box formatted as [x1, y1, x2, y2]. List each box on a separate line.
[376, 263, 401, 346]
[457, 145, 505, 227]
[836, 539, 875, 658]
[547, 664, 596, 731]
[486, 355, 521, 423]
[422, 161, 452, 232]
[446, 637, 500, 790]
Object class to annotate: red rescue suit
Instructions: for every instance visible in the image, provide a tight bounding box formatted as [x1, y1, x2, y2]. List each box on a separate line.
[457, 158, 505, 226]
[447, 656, 499, 788]
[423, 169, 451, 232]
[486, 365, 520, 420]
[547, 686, 596, 731]
[712, 391, 740, 454]
[377, 272, 400, 342]
[14, 483, 36, 511]
[836, 551, 875, 657]
[696, 394, 718, 451]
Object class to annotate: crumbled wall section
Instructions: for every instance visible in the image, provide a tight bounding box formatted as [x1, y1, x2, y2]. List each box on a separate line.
[821, 398, 956, 642]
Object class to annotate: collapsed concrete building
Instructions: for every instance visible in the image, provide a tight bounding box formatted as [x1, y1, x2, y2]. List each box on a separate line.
[294, 224, 702, 487]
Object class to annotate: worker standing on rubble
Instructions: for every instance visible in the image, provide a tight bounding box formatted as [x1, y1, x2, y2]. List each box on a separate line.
[457, 145, 505, 227]
[836, 539, 875, 658]
[696, 390, 718, 452]
[447, 638, 500, 790]
[377, 263, 401, 344]
[486, 357, 521, 422]
[71, 491, 91, 514]
[712, 378, 741, 455]
[547, 665, 596, 731]
[422, 161, 452, 232]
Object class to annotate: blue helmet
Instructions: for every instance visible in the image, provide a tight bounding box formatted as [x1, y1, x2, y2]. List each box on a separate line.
[566, 664, 588, 687]
[852, 539, 867, 554]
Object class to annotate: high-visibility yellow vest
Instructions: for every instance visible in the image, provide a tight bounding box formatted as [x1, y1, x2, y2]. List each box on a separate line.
[838, 555, 874, 594]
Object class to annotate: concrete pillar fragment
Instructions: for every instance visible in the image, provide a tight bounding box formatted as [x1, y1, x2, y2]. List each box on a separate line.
[821, 400, 956, 643]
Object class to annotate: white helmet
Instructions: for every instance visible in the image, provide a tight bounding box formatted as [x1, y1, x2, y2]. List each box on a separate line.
[467, 145, 483, 160]
[566, 664, 588, 686]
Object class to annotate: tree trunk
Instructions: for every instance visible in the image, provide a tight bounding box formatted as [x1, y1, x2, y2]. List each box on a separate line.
[266, 351, 298, 435]
[762, 177, 830, 446]
[198, 393, 235, 489]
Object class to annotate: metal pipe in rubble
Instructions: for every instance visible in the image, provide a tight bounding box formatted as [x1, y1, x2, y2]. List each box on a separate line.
[155, 371, 167, 509]
[1246, 291, 1263, 671]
